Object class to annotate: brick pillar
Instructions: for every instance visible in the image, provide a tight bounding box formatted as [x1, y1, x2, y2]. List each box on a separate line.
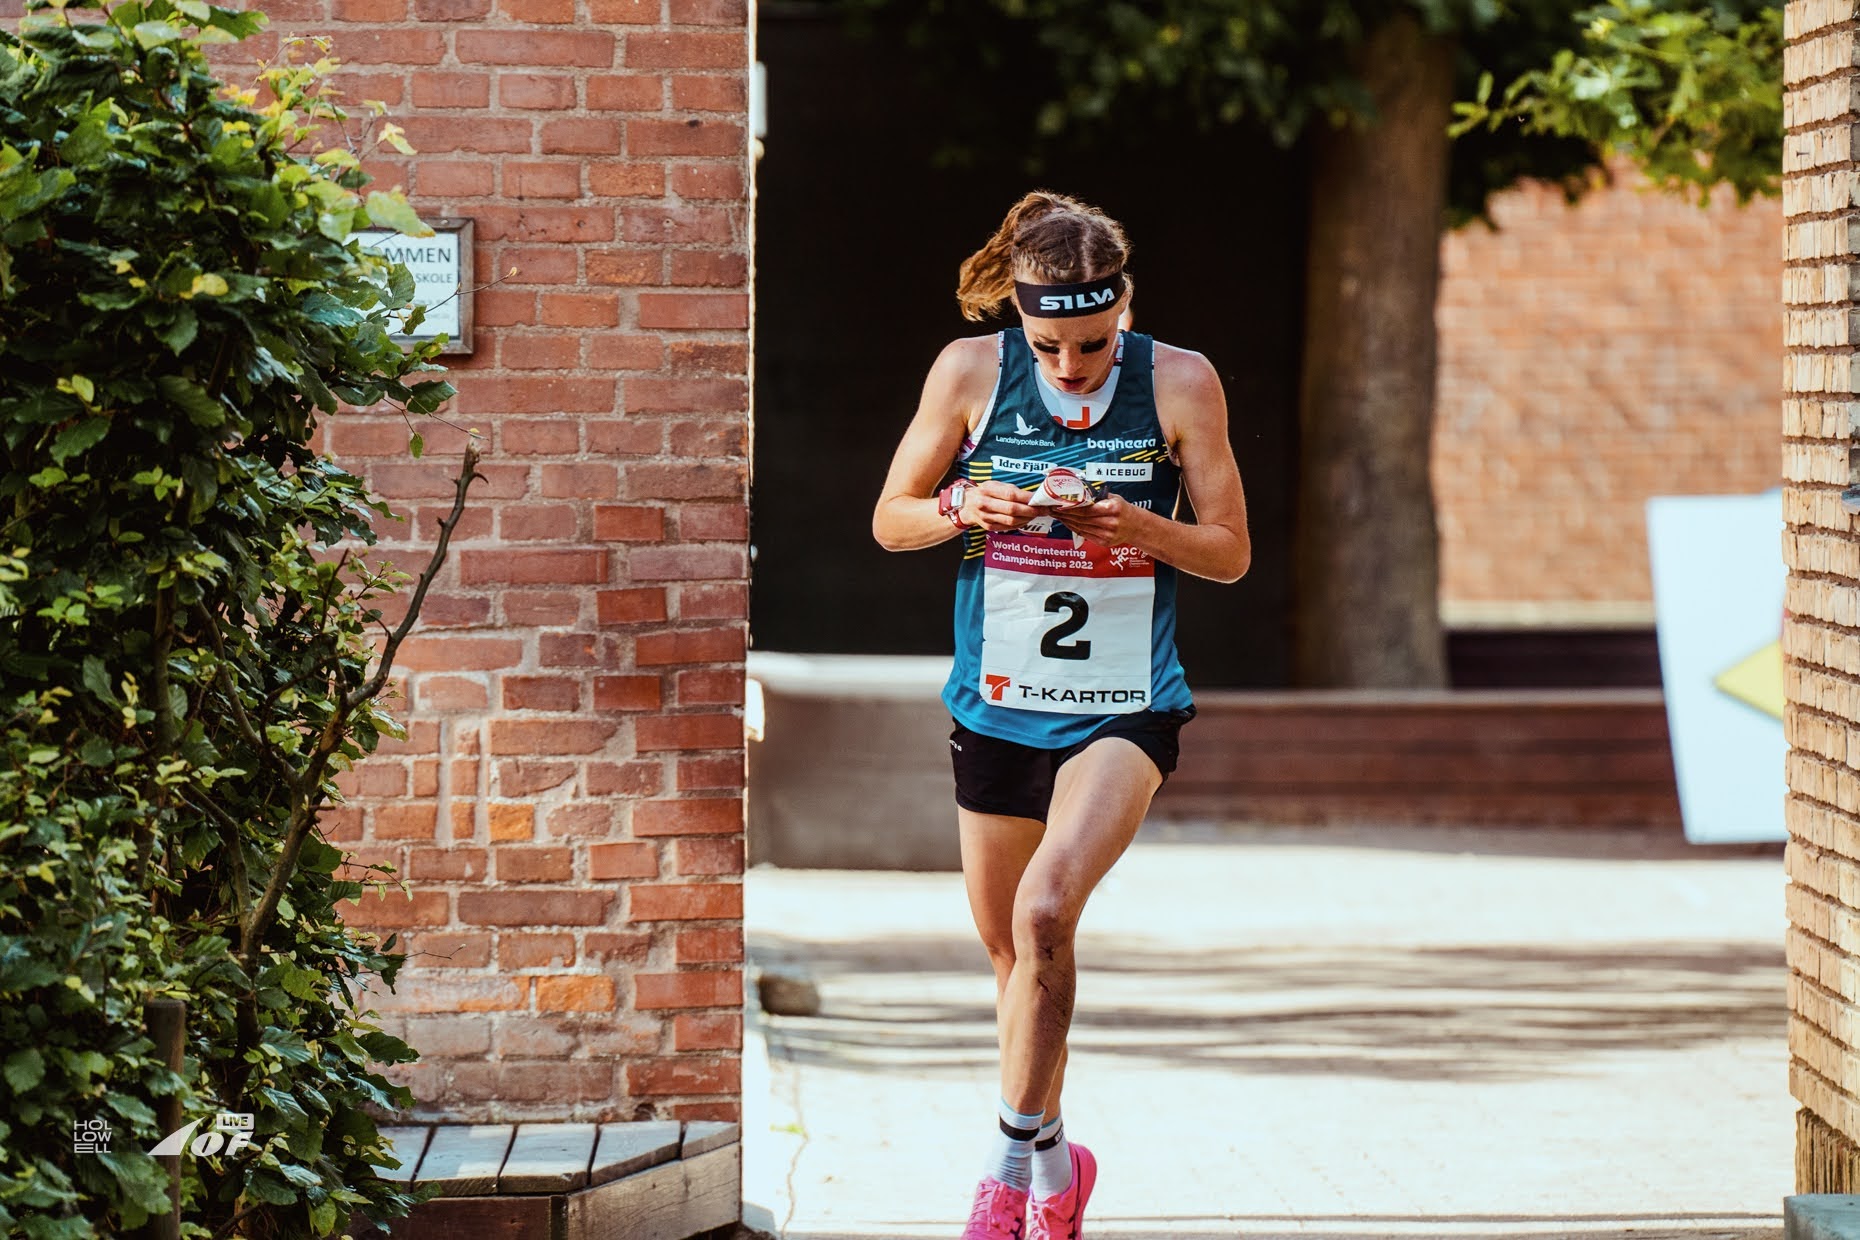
[1785, 0, 1860, 1192]
[271, 2, 748, 1122]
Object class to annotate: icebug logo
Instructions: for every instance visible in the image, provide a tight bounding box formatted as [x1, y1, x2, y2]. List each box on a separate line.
[149, 1112, 257, 1158]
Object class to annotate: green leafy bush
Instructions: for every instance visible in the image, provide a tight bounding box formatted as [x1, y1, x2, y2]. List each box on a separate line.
[0, 1, 472, 1234]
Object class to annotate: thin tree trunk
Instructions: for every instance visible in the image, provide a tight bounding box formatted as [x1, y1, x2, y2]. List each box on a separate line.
[1293, 14, 1455, 688]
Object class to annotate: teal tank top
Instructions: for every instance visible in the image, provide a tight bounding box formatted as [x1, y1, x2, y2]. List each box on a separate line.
[942, 329, 1194, 747]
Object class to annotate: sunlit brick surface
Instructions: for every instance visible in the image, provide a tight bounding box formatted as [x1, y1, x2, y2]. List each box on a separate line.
[1782, 0, 1860, 1191]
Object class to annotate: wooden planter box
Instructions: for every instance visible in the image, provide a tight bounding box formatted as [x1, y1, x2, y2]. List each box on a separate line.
[364, 1120, 740, 1240]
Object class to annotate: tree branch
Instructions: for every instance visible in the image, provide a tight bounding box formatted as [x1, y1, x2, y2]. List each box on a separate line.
[193, 601, 268, 762]
[239, 445, 479, 967]
[178, 790, 252, 923]
[351, 443, 480, 710]
[133, 587, 178, 891]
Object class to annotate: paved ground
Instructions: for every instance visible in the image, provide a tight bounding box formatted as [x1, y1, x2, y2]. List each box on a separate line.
[741, 822, 1794, 1240]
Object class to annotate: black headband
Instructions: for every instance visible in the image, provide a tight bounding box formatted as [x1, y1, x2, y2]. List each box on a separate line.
[1014, 273, 1126, 319]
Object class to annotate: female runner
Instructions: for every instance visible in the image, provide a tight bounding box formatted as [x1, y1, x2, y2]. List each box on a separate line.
[872, 191, 1251, 1239]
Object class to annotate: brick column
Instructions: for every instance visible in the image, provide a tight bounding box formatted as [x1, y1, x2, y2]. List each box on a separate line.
[263, 1, 749, 1123]
[1785, 0, 1860, 1191]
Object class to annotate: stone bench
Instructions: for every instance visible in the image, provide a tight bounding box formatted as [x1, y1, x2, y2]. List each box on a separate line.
[746, 650, 1686, 871]
[368, 1120, 740, 1240]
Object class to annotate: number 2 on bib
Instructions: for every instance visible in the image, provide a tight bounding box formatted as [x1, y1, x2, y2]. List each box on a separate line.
[1041, 592, 1091, 660]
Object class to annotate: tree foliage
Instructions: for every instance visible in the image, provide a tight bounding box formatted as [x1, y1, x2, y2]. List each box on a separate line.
[0, 1, 470, 1233]
[854, 0, 1779, 219]
[1455, 0, 1782, 203]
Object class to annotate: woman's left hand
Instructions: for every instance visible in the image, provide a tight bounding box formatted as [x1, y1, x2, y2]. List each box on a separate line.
[1056, 492, 1149, 547]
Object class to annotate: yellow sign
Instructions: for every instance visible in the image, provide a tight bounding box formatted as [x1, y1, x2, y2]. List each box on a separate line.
[1713, 639, 1784, 721]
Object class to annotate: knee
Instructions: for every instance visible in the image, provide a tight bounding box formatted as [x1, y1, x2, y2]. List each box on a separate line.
[1012, 892, 1079, 962]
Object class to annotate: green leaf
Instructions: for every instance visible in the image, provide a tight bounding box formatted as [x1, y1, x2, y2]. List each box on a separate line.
[50, 418, 110, 464]
[95, 1151, 174, 1214]
[278, 963, 324, 1000]
[131, 20, 186, 48]
[244, 1169, 298, 1205]
[104, 1095, 157, 1127]
[81, 656, 116, 704]
[364, 191, 433, 238]
[386, 262, 416, 310]
[408, 432, 423, 459]
[4, 1048, 44, 1092]
[405, 380, 454, 416]
[156, 375, 224, 427]
[156, 307, 199, 356]
[260, 1027, 314, 1066]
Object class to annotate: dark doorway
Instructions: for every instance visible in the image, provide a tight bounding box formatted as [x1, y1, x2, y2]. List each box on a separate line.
[751, 5, 1306, 686]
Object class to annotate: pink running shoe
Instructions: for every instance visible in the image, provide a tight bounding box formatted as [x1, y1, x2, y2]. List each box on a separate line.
[1027, 1143, 1097, 1240]
[961, 1177, 1029, 1239]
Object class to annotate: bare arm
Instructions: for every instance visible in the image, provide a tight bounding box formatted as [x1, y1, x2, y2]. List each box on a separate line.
[1056, 345, 1252, 583]
[872, 337, 1039, 550]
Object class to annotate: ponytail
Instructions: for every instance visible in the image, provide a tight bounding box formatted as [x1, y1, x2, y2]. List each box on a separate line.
[955, 191, 1133, 322]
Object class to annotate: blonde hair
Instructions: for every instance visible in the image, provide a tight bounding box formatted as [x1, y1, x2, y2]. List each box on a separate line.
[955, 191, 1132, 322]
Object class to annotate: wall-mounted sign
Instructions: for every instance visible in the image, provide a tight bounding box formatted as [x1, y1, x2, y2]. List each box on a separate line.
[354, 217, 474, 355]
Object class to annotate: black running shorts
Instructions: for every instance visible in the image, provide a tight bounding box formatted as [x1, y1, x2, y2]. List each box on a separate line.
[948, 707, 1197, 822]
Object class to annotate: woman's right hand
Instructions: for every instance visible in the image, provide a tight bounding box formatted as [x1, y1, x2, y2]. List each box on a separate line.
[963, 481, 1039, 532]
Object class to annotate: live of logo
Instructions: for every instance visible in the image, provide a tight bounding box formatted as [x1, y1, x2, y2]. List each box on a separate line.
[149, 1112, 258, 1159]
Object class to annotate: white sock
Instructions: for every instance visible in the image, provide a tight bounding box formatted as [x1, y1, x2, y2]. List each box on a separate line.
[983, 1099, 1042, 1191]
[1030, 1114, 1073, 1197]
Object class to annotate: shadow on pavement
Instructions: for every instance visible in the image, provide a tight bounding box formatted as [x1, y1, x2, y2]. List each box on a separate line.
[1142, 820, 1787, 863]
[754, 933, 1784, 1083]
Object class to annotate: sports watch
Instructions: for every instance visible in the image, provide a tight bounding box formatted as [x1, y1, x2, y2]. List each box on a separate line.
[938, 479, 974, 529]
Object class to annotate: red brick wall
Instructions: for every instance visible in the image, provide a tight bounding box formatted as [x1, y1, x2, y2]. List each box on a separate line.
[14, 0, 759, 1122]
[320, 4, 749, 1122]
[1435, 169, 1783, 624]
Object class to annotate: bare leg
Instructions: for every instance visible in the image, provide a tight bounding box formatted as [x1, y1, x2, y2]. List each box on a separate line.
[958, 810, 1070, 1120]
[996, 738, 1160, 1115]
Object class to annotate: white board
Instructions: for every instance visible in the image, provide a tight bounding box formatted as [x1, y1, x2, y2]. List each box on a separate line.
[1646, 492, 1787, 843]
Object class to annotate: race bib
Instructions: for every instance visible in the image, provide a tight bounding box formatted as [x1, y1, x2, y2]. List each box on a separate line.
[978, 529, 1154, 714]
